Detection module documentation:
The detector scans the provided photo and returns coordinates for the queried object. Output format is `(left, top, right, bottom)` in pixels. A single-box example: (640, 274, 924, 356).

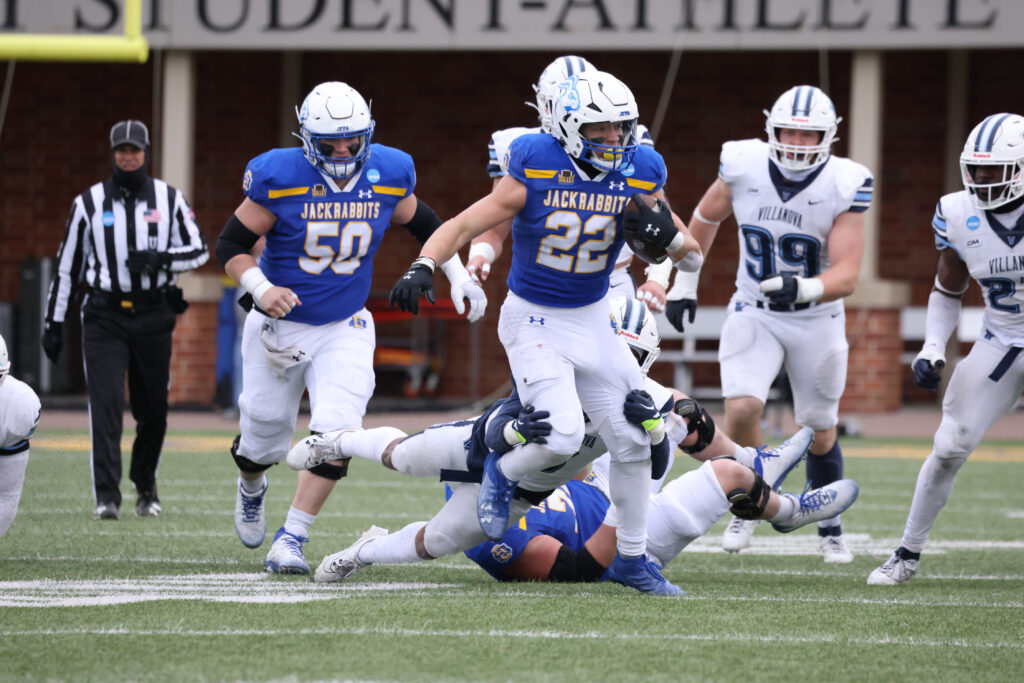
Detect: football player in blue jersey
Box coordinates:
(389, 70, 704, 595)
(467, 55, 669, 314)
(215, 81, 487, 574)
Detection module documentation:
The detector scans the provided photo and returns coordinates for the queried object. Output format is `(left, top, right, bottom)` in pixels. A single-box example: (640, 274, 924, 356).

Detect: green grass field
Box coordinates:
(1, 424, 1021, 682)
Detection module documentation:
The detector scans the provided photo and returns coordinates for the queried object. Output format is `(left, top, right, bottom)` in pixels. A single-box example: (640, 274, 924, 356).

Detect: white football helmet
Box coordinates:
(764, 85, 840, 171)
(610, 296, 660, 375)
(530, 55, 597, 133)
(295, 82, 375, 179)
(0, 333, 9, 386)
(551, 70, 639, 172)
(959, 113, 1024, 210)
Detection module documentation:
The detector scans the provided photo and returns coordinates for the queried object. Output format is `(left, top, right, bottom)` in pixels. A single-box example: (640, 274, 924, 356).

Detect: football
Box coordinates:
(620, 193, 670, 265)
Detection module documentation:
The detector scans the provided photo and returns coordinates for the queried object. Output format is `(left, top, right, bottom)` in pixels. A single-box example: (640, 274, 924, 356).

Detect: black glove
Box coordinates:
(389, 258, 436, 315)
(41, 321, 63, 364)
(510, 404, 552, 445)
(762, 271, 799, 306)
(126, 250, 171, 275)
(622, 194, 678, 249)
(623, 389, 661, 429)
(912, 356, 944, 392)
(665, 298, 697, 333)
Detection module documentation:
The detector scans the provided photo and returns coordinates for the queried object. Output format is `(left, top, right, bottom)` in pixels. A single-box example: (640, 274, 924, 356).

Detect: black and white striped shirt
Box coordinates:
(46, 177, 209, 323)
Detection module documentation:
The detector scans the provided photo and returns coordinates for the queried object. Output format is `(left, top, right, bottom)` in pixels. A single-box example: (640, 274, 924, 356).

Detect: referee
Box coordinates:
(41, 120, 209, 520)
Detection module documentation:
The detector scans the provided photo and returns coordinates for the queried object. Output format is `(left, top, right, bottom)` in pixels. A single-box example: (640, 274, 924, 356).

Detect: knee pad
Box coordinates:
(230, 435, 272, 474)
(674, 398, 716, 455)
(309, 460, 349, 481)
(726, 470, 771, 520)
(933, 416, 977, 461)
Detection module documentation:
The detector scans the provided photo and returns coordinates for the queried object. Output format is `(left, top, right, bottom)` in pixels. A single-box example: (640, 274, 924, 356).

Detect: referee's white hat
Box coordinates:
(110, 120, 150, 150)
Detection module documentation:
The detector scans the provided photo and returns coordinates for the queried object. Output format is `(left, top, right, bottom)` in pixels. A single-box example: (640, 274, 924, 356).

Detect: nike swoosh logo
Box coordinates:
(809, 199, 824, 205)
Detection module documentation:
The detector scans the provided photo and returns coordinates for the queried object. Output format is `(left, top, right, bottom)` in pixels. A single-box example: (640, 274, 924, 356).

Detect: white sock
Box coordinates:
(336, 427, 405, 464)
(499, 442, 568, 481)
(240, 474, 266, 494)
(0, 452, 29, 540)
(283, 506, 316, 539)
(769, 494, 797, 524)
(734, 446, 755, 470)
(901, 451, 963, 553)
(609, 459, 651, 556)
(359, 522, 428, 564)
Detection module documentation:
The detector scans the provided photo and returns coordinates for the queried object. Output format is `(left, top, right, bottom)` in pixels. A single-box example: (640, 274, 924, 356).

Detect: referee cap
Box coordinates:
(110, 120, 150, 150)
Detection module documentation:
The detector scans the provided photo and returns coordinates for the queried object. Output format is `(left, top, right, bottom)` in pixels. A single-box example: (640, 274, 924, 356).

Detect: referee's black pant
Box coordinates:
(82, 295, 177, 509)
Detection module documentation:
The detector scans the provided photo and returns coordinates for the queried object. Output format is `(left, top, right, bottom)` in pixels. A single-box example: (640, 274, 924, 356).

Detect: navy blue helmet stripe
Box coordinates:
(976, 113, 1011, 152)
(792, 86, 814, 116)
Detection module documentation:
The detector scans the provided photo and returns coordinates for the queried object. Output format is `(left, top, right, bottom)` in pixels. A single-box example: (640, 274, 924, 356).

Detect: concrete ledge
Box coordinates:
(846, 278, 911, 309)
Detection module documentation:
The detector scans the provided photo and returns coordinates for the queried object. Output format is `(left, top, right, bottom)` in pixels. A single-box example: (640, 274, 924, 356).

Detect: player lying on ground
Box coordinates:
(288, 298, 857, 590)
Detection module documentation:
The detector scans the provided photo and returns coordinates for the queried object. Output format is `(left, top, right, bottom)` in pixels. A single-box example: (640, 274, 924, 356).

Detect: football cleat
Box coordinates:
(286, 429, 354, 471)
(868, 551, 920, 585)
(234, 476, 267, 548)
(770, 479, 859, 534)
(314, 525, 388, 584)
(722, 516, 758, 552)
(820, 534, 854, 564)
(605, 552, 684, 596)
(477, 452, 518, 541)
(752, 427, 814, 490)
(264, 527, 311, 575)
(93, 502, 119, 521)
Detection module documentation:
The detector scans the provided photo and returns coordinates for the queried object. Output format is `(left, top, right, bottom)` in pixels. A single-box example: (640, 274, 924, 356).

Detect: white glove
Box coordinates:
(440, 255, 488, 323)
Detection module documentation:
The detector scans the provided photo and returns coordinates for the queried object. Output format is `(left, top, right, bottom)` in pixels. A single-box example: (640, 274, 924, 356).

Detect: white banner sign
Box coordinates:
(3, 0, 1021, 51)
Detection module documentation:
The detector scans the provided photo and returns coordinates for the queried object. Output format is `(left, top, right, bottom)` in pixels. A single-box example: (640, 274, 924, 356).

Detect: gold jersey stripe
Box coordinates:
(524, 169, 558, 179)
(267, 186, 310, 199)
(518, 517, 528, 530)
(626, 178, 657, 191)
(372, 185, 407, 196)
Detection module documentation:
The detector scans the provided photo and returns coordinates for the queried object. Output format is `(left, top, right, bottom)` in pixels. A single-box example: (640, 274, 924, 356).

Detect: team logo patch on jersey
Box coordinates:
(967, 216, 981, 230)
(490, 543, 514, 564)
(242, 169, 252, 193)
(366, 168, 381, 183)
(101, 211, 115, 227)
(349, 316, 367, 329)
(558, 169, 575, 184)
(967, 238, 982, 248)
(312, 184, 327, 198)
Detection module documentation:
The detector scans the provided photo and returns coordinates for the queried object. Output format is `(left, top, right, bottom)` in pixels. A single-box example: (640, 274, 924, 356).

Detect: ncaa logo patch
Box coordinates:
(967, 216, 981, 230)
(366, 168, 381, 183)
(102, 211, 115, 227)
(621, 164, 635, 177)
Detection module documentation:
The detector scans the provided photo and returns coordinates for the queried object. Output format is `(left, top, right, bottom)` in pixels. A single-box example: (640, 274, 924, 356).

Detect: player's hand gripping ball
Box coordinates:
(620, 193, 675, 265)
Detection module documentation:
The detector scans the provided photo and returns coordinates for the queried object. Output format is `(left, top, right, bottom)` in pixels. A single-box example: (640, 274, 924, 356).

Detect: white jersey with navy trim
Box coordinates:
(932, 191, 1024, 346)
(0, 376, 41, 451)
(504, 134, 666, 307)
(720, 139, 873, 307)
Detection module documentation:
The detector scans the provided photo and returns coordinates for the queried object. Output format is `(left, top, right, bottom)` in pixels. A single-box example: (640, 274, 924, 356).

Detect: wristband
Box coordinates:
(674, 251, 704, 273)
(693, 206, 721, 227)
(239, 267, 273, 304)
(503, 420, 524, 446)
(798, 277, 825, 303)
(468, 242, 496, 265)
(413, 256, 437, 272)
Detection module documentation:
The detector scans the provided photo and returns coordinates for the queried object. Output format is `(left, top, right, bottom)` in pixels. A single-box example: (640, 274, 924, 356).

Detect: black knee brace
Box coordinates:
(309, 460, 349, 480)
(726, 470, 772, 520)
(547, 544, 606, 582)
(673, 398, 716, 455)
(230, 435, 272, 474)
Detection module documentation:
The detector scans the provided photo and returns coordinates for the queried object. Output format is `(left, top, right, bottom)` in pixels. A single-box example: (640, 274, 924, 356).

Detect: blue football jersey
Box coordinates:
(505, 134, 667, 307)
(242, 145, 416, 324)
(462, 480, 610, 582)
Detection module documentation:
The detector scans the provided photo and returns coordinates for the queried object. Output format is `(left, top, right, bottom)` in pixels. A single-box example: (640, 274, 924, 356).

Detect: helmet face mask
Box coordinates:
(531, 55, 596, 133)
(960, 113, 1024, 210)
(764, 85, 840, 172)
(551, 70, 639, 172)
(610, 296, 661, 375)
(295, 82, 375, 179)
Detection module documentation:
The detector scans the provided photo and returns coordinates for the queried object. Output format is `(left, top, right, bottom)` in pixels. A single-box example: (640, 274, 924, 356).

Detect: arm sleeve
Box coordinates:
(45, 196, 91, 324)
(167, 189, 210, 273)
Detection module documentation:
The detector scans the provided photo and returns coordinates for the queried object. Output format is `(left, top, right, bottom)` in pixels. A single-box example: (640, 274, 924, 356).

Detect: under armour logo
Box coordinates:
(529, 316, 545, 325)
(645, 225, 657, 235)
(358, 189, 373, 198)
(609, 181, 624, 190)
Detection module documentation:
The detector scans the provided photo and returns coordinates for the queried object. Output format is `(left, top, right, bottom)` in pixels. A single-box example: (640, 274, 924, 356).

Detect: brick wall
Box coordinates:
(4, 49, 1024, 411)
